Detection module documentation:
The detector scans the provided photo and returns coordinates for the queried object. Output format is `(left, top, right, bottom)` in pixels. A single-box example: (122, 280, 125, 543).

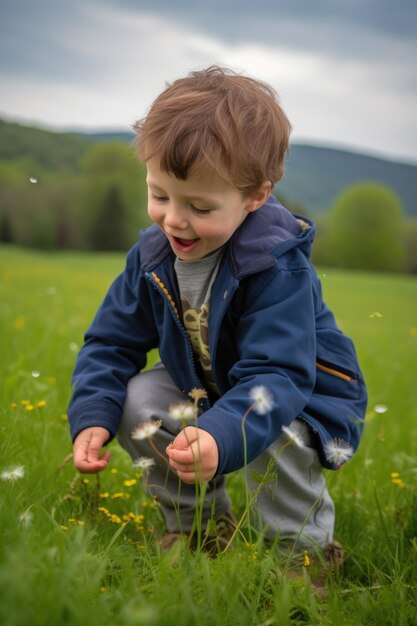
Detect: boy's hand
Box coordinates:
(166, 426, 218, 484)
(73, 427, 111, 474)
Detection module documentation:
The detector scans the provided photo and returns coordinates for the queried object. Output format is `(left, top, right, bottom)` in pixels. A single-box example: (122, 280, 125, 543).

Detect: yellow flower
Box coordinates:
(10, 402, 17, 409)
(37, 400, 47, 408)
(111, 492, 131, 500)
(60, 414, 68, 421)
(188, 388, 208, 402)
(123, 479, 137, 487)
(21, 400, 30, 406)
(25, 405, 35, 411)
(392, 478, 405, 488)
(100, 587, 107, 593)
(47, 376, 57, 385)
(14, 316, 26, 330)
(98, 507, 110, 514)
(303, 551, 311, 567)
(60, 525, 69, 531)
(111, 468, 118, 474)
(82, 479, 90, 484)
(99, 492, 109, 499)
(390, 472, 400, 478)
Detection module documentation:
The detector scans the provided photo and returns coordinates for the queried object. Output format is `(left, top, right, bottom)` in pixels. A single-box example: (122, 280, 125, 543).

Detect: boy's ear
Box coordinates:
(245, 181, 272, 213)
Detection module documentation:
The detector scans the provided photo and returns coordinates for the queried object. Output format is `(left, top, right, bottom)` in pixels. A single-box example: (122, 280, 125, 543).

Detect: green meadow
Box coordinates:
(1, 244, 416, 626)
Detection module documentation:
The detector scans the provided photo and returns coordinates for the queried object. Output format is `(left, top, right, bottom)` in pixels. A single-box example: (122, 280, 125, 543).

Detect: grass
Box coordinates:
(1, 244, 416, 626)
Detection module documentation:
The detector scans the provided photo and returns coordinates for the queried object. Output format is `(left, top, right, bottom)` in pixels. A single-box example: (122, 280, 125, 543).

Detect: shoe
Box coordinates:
(159, 513, 236, 557)
(287, 540, 345, 597)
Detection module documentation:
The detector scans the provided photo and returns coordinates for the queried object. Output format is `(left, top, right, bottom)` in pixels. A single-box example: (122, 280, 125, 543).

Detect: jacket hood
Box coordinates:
(139, 195, 315, 279)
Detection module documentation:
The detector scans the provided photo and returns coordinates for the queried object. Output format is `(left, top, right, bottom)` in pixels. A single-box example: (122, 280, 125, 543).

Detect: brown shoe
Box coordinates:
(287, 540, 345, 597)
(159, 513, 236, 557)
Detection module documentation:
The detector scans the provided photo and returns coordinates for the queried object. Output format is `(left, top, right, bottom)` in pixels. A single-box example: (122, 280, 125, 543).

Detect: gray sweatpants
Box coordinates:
(117, 364, 335, 549)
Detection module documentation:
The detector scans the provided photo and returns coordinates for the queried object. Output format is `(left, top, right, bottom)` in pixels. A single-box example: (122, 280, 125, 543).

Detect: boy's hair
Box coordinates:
(133, 66, 291, 195)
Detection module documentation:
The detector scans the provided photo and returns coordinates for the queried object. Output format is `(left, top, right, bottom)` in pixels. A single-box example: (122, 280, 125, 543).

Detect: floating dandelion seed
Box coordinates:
(133, 457, 155, 470)
(324, 439, 353, 467)
(31, 371, 40, 378)
(369, 312, 383, 319)
(131, 419, 162, 440)
(29, 177, 38, 184)
(168, 401, 196, 422)
(249, 385, 274, 415)
(19, 510, 33, 527)
(1, 465, 25, 481)
(281, 425, 304, 448)
(69, 342, 79, 352)
(373, 404, 388, 414)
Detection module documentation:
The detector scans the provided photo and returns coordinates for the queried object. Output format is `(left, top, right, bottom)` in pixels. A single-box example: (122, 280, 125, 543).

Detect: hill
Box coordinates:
(1, 119, 416, 215)
(280, 144, 417, 216)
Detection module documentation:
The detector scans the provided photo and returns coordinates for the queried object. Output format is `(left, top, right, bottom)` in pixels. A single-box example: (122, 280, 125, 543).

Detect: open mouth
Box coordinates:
(172, 236, 199, 252)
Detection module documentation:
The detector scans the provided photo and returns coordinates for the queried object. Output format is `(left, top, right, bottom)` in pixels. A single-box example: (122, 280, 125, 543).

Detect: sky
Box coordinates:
(1, 0, 417, 164)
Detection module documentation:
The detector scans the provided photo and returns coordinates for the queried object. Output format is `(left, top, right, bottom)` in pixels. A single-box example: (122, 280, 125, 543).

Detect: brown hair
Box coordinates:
(133, 66, 291, 195)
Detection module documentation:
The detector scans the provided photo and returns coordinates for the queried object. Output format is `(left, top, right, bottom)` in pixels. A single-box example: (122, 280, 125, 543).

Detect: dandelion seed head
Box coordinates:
(373, 404, 388, 414)
(282, 425, 304, 448)
(31, 371, 40, 378)
(131, 419, 162, 440)
(133, 457, 155, 470)
(168, 401, 196, 422)
(324, 439, 353, 467)
(249, 385, 274, 415)
(29, 177, 38, 184)
(1, 465, 25, 481)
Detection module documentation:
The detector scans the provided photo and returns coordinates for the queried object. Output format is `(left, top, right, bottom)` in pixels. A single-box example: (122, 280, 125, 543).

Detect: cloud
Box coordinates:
(0, 0, 416, 162)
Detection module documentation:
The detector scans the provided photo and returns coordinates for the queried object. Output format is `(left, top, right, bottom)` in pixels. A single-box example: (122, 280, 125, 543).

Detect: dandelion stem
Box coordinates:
(147, 438, 169, 468)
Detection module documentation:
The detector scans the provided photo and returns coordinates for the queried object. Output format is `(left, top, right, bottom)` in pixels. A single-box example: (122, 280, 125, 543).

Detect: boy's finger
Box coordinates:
(166, 447, 196, 464)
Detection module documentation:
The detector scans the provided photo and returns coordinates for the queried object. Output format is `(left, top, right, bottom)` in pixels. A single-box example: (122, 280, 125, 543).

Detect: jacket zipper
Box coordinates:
(316, 360, 355, 381)
(145, 272, 209, 405)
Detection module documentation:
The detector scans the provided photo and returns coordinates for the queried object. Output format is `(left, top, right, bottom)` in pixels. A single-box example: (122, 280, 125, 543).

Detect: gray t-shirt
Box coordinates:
(174, 247, 224, 393)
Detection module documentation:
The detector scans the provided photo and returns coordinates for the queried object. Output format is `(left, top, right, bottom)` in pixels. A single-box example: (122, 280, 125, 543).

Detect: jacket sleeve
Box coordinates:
(68, 244, 159, 443)
(198, 265, 317, 475)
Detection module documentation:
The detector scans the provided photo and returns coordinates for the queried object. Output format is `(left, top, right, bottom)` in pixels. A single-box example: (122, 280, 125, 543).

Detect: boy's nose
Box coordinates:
(164, 204, 188, 230)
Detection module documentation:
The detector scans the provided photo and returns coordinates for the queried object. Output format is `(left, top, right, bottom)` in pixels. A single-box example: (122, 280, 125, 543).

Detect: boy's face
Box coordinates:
(146, 161, 266, 261)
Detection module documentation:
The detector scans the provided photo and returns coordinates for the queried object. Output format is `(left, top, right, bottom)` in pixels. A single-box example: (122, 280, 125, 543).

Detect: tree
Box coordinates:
(90, 185, 128, 251)
(325, 183, 406, 272)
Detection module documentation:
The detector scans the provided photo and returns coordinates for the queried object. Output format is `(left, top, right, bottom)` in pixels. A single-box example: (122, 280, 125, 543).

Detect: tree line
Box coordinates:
(0, 141, 416, 273)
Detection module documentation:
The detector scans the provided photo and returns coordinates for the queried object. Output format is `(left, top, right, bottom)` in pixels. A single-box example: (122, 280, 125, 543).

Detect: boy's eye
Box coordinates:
(151, 193, 168, 202)
(191, 204, 211, 215)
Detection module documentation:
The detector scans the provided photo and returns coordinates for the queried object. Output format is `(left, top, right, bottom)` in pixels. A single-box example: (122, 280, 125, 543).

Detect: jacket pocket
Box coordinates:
(316, 358, 356, 382)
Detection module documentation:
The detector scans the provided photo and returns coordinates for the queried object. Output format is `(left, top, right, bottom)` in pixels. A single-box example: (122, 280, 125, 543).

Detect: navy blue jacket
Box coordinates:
(68, 196, 367, 474)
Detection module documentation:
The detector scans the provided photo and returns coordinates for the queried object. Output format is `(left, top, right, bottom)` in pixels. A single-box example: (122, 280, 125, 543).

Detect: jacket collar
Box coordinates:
(139, 195, 315, 279)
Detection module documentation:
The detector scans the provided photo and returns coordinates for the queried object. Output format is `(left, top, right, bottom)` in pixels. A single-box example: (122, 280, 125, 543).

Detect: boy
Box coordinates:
(68, 66, 367, 566)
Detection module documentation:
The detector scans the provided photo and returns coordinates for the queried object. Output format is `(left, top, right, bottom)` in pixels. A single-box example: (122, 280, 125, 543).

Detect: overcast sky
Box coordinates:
(1, 0, 416, 163)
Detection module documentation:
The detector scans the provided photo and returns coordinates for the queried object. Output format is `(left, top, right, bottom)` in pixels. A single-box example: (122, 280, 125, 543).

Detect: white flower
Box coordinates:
(168, 402, 196, 422)
(131, 419, 162, 440)
(249, 385, 274, 415)
(282, 425, 304, 448)
(1, 465, 25, 481)
(324, 439, 354, 466)
(133, 457, 156, 470)
(373, 404, 388, 414)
